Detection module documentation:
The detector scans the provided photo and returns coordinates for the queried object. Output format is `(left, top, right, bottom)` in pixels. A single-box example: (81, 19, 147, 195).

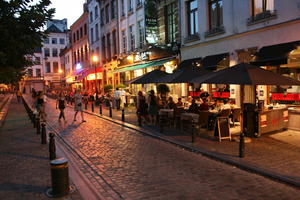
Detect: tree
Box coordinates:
(0, 0, 54, 84)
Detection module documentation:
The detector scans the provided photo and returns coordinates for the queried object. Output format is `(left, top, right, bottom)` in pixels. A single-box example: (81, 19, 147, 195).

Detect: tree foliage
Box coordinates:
(0, 0, 54, 84)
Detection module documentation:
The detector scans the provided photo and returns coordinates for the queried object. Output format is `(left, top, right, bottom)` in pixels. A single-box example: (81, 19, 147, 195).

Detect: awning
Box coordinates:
(76, 67, 102, 81)
(178, 57, 202, 69)
(251, 40, 300, 66)
(71, 68, 89, 76)
(201, 53, 229, 70)
(114, 57, 175, 73)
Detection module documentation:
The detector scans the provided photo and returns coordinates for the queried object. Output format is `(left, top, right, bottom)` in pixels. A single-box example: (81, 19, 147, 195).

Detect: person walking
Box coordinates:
(16, 90, 22, 103)
(114, 87, 121, 110)
(56, 92, 66, 122)
(136, 91, 149, 125)
(73, 89, 86, 122)
(147, 90, 158, 125)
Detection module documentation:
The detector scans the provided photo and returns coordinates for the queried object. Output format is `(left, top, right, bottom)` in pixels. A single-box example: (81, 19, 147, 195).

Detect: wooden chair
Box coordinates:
(174, 107, 184, 129)
(198, 111, 210, 129)
(219, 109, 231, 117)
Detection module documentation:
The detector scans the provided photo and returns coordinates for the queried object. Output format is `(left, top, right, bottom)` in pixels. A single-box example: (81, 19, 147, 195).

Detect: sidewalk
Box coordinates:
(0, 96, 82, 200)
(64, 97, 300, 188)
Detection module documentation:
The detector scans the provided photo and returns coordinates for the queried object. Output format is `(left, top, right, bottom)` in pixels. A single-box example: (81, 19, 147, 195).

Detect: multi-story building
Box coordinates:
(60, 39, 73, 86)
(42, 19, 68, 89)
(70, 4, 90, 91)
(180, 0, 300, 106)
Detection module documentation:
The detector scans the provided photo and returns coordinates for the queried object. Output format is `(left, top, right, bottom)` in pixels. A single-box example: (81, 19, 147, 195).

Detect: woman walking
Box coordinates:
(73, 89, 86, 122)
(56, 92, 66, 122)
(148, 90, 158, 125)
(136, 91, 149, 125)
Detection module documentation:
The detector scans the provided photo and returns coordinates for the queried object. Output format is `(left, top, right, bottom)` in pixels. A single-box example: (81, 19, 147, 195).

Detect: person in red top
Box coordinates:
(199, 98, 209, 111)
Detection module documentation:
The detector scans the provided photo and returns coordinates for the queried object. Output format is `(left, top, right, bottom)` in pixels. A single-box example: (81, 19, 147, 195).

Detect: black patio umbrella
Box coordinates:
(190, 63, 300, 139)
(129, 69, 170, 84)
(159, 65, 211, 83)
(191, 63, 300, 85)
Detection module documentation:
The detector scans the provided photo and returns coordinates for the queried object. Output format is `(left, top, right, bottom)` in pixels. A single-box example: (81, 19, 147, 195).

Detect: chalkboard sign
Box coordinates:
(215, 117, 231, 142)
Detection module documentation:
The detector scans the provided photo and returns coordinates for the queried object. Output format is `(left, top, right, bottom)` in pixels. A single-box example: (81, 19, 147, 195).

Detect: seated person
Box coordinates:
(176, 98, 184, 108)
(167, 97, 176, 109)
(195, 97, 203, 104)
(220, 99, 231, 110)
(184, 96, 193, 109)
(199, 98, 209, 111)
(188, 99, 200, 114)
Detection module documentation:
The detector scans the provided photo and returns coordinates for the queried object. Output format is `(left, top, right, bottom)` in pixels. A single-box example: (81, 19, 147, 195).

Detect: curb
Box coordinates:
(0, 95, 13, 128)
(81, 107, 300, 189)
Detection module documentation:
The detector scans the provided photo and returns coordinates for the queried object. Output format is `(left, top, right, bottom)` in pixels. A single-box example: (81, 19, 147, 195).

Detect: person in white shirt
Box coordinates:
(120, 88, 126, 109)
(114, 88, 121, 110)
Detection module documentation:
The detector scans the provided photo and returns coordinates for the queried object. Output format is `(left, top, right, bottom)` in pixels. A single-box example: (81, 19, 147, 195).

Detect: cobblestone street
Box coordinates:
(23, 96, 300, 199)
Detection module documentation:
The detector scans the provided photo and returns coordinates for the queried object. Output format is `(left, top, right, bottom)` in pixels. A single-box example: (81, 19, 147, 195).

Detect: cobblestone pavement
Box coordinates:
(24, 95, 300, 199)
(0, 97, 82, 200)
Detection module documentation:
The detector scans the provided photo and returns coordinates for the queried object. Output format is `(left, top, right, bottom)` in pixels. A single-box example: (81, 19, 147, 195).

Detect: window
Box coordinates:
(122, 30, 126, 53)
(91, 27, 94, 43)
(165, 3, 176, 43)
(137, 20, 144, 48)
(111, 0, 116, 19)
(107, 33, 111, 60)
(112, 30, 117, 55)
(46, 62, 51, 73)
(52, 48, 58, 57)
(90, 11, 93, 22)
(35, 57, 41, 64)
(129, 25, 135, 51)
(80, 27, 83, 38)
(27, 69, 33, 77)
(44, 38, 49, 44)
(105, 4, 109, 23)
(137, 0, 142, 6)
(81, 47, 84, 61)
(95, 5, 99, 19)
(36, 69, 41, 77)
(85, 45, 88, 60)
(73, 33, 76, 43)
(77, 49, 80, 62)
(100, 9, 105, 25)
(59, 38, 65, 44)
(76, 30, 79, 41)
(73, 52, 77, 64)
(84, 24, 87, 35)
(53, 62, 58, 73)
(187, 0, 198, 35)
(128, 0, 133, 12)
(52, 38, 57, 44)
(44, 48, 50, 57)
(208, 0, 223, 29)
(101, 36, 106, 61)
(95, 23, 99, 41)
(121, 0, 125, 16)
(252, 0, 274, 15)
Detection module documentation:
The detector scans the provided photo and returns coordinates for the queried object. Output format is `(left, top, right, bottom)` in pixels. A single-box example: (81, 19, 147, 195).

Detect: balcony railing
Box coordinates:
(184, 33, 200, 43)
(247, 10, 277, 25)
(205, 26, 225, 37)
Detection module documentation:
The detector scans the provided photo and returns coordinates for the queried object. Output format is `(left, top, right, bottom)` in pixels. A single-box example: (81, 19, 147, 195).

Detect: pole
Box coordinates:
(239, 132, 245, 158)
(122, 108, 125, 122)
(41, 122, 47, 144)
(191, 119, 195, 143)
(239, 84, 245, 158)
(49, 133, 56, 160)
(99, 103, 102, 115)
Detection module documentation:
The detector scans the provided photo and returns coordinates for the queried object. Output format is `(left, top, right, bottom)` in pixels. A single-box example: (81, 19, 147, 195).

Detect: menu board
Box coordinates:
(215, 117, 231, 142)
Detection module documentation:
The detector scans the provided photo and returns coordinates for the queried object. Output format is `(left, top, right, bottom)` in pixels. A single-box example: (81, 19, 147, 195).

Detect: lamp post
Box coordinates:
(58, 69, 63, 87)
(92, 55, 99, 95)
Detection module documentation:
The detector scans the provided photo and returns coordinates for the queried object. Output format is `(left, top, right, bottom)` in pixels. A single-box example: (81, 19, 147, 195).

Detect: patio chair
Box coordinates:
(198, 111, 210, 129)
(231, 108, 241, 126)
(174, 107, 185, 129)
(219, 109, 231, 117)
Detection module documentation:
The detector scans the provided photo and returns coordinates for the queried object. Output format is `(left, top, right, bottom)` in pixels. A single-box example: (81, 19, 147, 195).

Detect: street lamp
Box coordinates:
(58, 69, 63, 87)
(92, 55, 99, 95)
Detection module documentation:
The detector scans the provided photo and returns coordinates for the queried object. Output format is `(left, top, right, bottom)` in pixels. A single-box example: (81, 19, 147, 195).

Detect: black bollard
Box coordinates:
(85, 102, 87, 110)
(49, 133, 56, 160)
(191, 120, 195, 143)
(41, 123, 47, 144)
(36, 117, 41, 135)
(159, 115, 164, 133)
(47, 158, 70, 197)
(138, 114, 142, 126)
(99, 103, 102, 115)
(32, 113, 36, 127)
(239, 132, 245, 158)
(109, 106, 112, 118)
(91, 102, 94, 112)
(122, 109, 125, 122)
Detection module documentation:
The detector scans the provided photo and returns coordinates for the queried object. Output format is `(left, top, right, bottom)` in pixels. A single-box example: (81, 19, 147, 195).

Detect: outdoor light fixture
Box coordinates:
(127, 55, 134, 61)
(58, 69, 63, 74)
(92, 55, 98, 62)
(76, 63, 82, 70)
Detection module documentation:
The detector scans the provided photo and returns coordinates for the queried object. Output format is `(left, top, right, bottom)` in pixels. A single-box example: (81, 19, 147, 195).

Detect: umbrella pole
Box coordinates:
(239, 84, 245, 158)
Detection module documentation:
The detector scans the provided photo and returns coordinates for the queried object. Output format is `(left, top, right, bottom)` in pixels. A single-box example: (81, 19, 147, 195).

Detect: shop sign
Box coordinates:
(271, 93, 300, 101)
(87, 73, 102, 80)
(145, 0, 158, 44)
(213, 92, 230, 98)
(134, 52, 149, 62)
(260, 114, 267, 127)
(283, 110, 289, 122)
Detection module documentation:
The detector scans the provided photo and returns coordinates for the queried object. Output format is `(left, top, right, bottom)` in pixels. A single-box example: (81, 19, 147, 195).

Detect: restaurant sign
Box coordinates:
(260, 114, 267, 128)
(271, 93, 300, 101)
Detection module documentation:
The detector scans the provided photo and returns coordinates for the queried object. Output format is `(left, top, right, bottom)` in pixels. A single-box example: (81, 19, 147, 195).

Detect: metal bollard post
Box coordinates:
(46, 158, 70, 197)
(99, 103, 102, 115)
(191, 120, 195, 143)
(109, 106, 112, 118)
(32, 113, 36, 127)
(91, 102, 94, 112)
(85, 102, 87, 110)
(122, 109, 125, 122)
(49, 133, 56, 160)
(159, 115, 164, 133)
(239, 132, 245, 158)
(138, 114, 142, 126)
(36, 117, 41, 135)
(41, 123, 47, 144)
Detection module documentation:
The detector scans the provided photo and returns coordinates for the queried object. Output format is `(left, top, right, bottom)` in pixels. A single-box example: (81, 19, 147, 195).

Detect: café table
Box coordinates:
(159, 109, 174, 118)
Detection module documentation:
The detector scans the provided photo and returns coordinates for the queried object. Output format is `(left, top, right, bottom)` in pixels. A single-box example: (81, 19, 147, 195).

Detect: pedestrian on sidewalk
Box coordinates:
(56, 92, 66, 122)
(137, 91, 149, 125)
(16, 90, 22, 103)
(114, 87, 121, 110)
(73, 89, 86, 122)
(147, 90, 158, 125)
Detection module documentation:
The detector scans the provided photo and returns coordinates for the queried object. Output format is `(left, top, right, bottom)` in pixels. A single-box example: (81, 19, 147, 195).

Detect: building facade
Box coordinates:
(180, 0, 300, 106)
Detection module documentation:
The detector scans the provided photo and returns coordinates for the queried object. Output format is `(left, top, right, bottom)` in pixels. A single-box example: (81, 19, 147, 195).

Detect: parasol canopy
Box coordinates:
(129, 69, 170, 84)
